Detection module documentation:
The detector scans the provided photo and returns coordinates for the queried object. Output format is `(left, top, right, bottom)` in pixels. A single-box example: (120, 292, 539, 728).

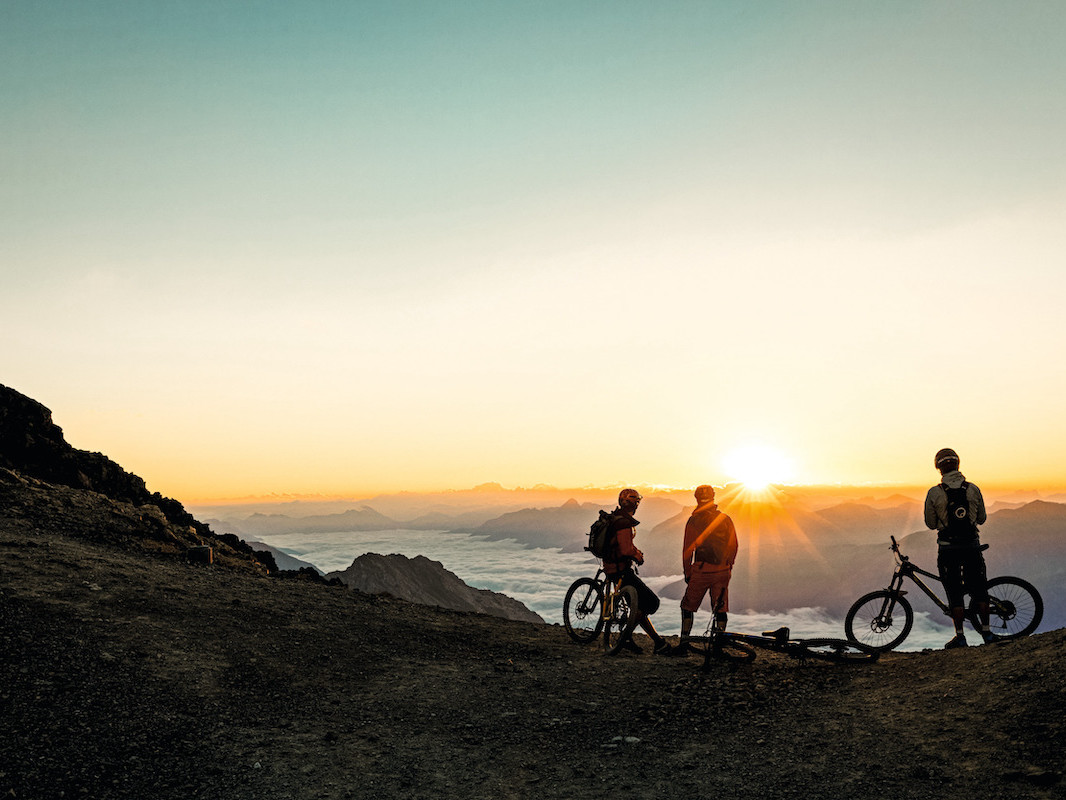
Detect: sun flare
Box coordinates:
(722, 443, 795, 491)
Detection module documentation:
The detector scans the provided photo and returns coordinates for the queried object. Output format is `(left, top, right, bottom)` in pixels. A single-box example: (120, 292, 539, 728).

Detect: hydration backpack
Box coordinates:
(587, 510, 615, 558)
(941, 481, 978, 543)
(693, 510, 731, 564)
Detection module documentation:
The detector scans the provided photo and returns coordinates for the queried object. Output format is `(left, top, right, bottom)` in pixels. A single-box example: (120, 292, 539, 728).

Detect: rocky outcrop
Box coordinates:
(328, 552, 543, 624)
(0, 383, 213, 545)
(0, 385, 545, 611)
(0, 384, 285, 573)
(0, 466, 266, 572)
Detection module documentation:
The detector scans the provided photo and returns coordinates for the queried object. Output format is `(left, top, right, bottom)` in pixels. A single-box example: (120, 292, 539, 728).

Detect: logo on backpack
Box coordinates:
(942, 481, 978, 543)
(587, 510, 615, 558)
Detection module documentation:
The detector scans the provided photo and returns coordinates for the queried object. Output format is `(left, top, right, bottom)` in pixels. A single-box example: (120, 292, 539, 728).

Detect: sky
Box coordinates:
(3, 1, 1065, 501)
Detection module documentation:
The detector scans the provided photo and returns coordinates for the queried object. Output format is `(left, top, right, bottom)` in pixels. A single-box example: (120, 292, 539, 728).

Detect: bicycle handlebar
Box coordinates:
(889, 534, 988, 562)
(889, 535, 909, 561)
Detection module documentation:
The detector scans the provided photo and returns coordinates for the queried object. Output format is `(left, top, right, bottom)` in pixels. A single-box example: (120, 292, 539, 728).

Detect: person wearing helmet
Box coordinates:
(600, 488, 672, 655)
(924, 448, 992, 648)
(672, 485, 738, 655)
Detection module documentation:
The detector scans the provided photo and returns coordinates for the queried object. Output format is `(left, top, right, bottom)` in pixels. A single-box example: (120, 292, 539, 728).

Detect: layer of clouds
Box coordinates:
(258, 529, 958, 650)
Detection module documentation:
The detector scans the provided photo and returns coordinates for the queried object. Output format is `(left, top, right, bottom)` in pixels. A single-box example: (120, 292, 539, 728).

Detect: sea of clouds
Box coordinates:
(256, 529, 958, 651)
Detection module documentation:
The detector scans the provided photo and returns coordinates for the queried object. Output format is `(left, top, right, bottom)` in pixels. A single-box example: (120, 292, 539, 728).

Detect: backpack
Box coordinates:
(941, 481, 978, 543)
(693, 510, 731, 564)
(587, 510, 615, 558)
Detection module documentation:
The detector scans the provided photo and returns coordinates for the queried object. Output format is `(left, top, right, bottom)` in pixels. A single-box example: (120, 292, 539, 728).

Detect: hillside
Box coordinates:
(2, 507, 1064, 800)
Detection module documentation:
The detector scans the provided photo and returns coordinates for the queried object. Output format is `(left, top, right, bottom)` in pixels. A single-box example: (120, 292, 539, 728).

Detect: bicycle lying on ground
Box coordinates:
(563, 565, 641, 656)
(845, 535, 1043, 652)
(688, 606, 879, 670)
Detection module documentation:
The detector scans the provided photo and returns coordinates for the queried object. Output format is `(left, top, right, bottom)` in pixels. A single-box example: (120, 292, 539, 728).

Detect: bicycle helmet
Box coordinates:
(694, 485, 716, 504)
(618, 488, 642, 510)
(934, 448, 960, 470)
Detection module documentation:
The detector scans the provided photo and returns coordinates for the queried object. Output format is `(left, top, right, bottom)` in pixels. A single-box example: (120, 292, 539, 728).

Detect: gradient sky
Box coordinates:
(3, 2, 1065, 501)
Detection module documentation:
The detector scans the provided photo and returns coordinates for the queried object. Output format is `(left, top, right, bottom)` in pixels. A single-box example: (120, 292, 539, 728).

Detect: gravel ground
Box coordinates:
(2, 519, 1064, 800)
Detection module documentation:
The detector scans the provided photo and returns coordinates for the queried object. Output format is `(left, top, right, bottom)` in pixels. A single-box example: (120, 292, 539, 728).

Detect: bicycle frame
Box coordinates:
(690, 595, 878, 665)
(723, 627, 806, 653)
(602, 573, 634, 620)
(700, 625, 815, 657)
(883, 548, 952, 616)
(562, 566, 633, 642)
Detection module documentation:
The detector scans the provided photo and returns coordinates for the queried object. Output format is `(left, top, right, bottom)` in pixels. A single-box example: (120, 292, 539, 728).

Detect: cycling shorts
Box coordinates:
(607, 568, 661, 617)
(681, 563, 732, 614)
(937, 545, 989, 610)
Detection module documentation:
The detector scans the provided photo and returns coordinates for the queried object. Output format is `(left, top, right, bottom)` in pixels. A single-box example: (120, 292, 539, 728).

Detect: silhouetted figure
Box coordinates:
(601, 488, 672, 655)
(673, 485, 738, 655)
(924, 448, 992, 648)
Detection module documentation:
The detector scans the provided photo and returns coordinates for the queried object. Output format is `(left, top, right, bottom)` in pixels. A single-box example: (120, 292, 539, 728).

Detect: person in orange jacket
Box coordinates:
(673, 484, 738, 655)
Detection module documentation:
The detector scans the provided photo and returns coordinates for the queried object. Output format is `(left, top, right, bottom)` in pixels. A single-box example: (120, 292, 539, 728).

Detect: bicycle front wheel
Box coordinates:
(701, 636, 757, 672)
(798, 638, 880, 664)
(979, 576, 1043, 640)
(604, 586, 640, 656)
(845, 590, 913, 652)
(563, 577, 604, 644)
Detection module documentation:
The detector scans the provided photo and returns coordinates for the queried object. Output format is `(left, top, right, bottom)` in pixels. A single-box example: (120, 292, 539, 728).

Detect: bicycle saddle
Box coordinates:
(762, 626, 790, 642)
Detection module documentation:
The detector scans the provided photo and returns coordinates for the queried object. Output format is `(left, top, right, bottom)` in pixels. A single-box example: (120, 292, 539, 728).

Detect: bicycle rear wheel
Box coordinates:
(604, 586, 640, 656)
(845, 590, 913, 652)
(977, 576, 1043, 640)
(563, 577, 604, 643)
(798, 638, 880, 664)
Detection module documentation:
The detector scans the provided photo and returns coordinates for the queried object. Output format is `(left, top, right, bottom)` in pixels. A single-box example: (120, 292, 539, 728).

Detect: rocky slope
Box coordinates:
(328, 552, 543, 624)
(0, 384, 542, 623)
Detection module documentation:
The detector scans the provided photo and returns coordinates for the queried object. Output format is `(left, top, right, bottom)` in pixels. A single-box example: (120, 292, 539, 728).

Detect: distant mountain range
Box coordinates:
(201, 493, 686, 539)
(213, 506, 399, 537)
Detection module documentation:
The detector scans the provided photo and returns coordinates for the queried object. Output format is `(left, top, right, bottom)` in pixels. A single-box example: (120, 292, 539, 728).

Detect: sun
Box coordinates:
(722, 443, 795, 491)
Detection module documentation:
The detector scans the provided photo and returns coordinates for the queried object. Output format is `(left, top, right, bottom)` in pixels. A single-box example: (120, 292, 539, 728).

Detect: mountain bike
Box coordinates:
(689, 605, 879, 670)
(562, 565, 641, 655)
(845, 535, 1043, 652)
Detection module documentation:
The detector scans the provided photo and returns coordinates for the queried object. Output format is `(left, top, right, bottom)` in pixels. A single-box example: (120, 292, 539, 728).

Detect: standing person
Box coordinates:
(601, 488, 673, 655)
(924, 448, 993, 648)
(673, 485, 738, 656)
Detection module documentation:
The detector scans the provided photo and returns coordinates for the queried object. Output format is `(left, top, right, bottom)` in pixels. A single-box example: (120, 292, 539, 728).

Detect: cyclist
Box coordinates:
(673, 484, 738, 655)
(924, 448, 992, 648)
(601, 488, 672, 655)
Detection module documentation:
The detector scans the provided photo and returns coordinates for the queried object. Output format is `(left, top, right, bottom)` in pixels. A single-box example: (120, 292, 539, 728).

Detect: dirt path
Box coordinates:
(1, 526, 1063, 800)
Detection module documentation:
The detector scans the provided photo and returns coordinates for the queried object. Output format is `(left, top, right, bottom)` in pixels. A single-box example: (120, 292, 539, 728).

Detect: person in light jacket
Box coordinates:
(924, 448, 992, 648)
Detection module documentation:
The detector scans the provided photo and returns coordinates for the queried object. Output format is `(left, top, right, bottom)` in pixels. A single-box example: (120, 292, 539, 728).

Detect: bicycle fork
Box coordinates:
(874, 575, 908, 627)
